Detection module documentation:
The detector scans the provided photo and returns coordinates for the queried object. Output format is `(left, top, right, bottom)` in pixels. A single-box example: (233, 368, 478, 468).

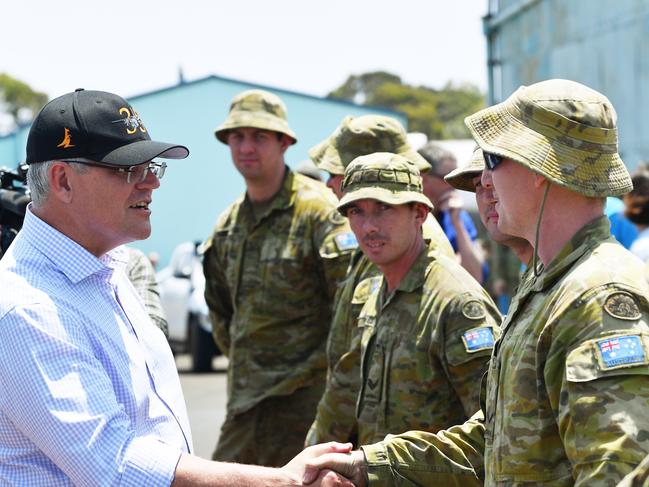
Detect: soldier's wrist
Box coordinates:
(351, 450, 369, 487)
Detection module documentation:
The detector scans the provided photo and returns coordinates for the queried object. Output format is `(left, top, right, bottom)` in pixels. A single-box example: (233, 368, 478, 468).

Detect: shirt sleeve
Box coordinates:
(437, 293, 501, 416)
(306, 331, 361, 446)
(0, 303, 182, 486)
(202, 234, 233, 356)
(547, 287, 649, 485)
(314, 209, 357, 302)
(361, 410, 486, 486)
(126, 248, 169, 337)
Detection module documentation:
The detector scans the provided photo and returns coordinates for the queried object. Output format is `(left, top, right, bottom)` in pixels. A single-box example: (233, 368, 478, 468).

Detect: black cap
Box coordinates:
(26, 89, 189, 166)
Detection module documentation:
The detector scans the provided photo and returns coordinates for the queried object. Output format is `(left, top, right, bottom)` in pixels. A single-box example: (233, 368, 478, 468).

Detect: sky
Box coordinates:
(1, 0, 488, 103)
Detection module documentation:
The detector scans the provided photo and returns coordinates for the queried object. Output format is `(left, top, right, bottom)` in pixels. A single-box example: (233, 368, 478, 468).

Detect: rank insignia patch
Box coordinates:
(462, 327, 495, 353)
(604, 292, 641, 320)
(335, 232, 358, 251)
(462, 300, 486, 320)
(597, 335, 646, 369)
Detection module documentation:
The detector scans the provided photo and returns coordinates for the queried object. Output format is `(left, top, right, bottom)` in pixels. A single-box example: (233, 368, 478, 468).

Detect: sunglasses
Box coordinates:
(483, 152, 503, 171)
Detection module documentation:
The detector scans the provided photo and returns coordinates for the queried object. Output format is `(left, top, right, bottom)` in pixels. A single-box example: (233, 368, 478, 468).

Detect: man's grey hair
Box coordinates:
(27, 161, 89, 207)
(417, 142, 456, 175)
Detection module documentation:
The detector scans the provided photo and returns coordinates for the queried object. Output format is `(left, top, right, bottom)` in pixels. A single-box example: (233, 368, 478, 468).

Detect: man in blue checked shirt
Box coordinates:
(0, 89, 352, 486)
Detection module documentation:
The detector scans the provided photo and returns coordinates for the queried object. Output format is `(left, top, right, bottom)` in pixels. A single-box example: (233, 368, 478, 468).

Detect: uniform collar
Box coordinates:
(242, 166, 295, 223)
(388, 243, 435, 295)
(530, 215, 612, 292)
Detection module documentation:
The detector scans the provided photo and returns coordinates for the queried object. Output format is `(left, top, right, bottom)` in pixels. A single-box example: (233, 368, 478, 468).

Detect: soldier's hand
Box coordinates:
(302, 449, 368, 487)
(282, 442, 353, 484)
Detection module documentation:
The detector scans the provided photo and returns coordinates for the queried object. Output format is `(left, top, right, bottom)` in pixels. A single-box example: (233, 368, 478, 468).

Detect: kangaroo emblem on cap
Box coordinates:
(56, 128, 75, 149)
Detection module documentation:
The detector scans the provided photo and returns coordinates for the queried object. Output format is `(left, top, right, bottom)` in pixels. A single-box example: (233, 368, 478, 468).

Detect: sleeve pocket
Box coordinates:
(566, 332, 649, 382)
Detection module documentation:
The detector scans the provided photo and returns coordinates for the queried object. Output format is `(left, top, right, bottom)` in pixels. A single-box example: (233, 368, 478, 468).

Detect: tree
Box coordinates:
(327, 72, 485, 140)
(0, 73, 49, 127)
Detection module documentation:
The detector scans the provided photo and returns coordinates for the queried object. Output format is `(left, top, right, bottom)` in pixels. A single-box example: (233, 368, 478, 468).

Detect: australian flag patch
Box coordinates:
(597, 335, 646, 369)
(335, 232, 358, 251)
(462, 327, 495, 353)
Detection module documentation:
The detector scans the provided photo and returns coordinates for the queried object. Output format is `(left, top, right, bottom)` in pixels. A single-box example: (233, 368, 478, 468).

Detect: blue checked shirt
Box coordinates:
(0, 207, 192, 486)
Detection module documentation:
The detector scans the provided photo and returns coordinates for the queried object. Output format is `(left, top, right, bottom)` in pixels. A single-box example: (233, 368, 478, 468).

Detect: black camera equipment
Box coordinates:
(0, 164, 30, 254)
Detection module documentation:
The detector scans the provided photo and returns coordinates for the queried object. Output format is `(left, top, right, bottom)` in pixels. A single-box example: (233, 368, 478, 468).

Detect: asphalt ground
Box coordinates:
(176, 354, 229, 459)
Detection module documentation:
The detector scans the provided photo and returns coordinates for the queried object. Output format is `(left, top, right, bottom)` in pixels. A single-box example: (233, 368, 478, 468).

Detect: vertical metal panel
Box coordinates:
(485, 0, 649, 169)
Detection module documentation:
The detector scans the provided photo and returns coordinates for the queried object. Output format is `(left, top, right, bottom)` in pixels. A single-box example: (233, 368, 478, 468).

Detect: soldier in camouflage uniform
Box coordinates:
(445, 147, 533, 265)
(333, 152, 500, 446)
(125, 246, 168, 336)
(303, 79, 649, 487)
(202, 90, 356, 467)
(305, 115, 455, 447)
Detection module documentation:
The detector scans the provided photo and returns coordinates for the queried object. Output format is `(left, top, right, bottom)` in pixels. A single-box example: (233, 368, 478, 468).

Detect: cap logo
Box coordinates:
(56, 128, 75, 149)
(112, 107, 147, 135)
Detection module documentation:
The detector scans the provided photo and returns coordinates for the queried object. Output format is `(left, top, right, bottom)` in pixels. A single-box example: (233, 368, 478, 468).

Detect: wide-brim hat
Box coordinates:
(26, 89, 189, 166)
(337, 152, 433, 215)
(311, 115, 430, 176)
(444, 147, 484, 193)
(215, 89, 297, 144)
(309, 117, 352, 175)
(464, 79, 631, 197)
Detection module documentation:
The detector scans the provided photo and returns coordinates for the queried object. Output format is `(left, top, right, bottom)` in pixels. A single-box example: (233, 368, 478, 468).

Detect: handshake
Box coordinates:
(281, 442, 368, 487)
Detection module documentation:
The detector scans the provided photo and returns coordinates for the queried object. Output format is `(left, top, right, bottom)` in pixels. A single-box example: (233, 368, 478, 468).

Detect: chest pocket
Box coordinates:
(259, 237, 312, 308)
(351, 276, 382, 320)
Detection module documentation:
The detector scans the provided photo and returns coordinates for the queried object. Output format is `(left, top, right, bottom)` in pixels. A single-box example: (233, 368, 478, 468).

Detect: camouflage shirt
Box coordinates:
(125, 246, 168, 337)
(203, 168, 356, 415)
(357, 243, 500, 445)
(305, 216, 455, 446)
(618, 453, 649, 487)
(362, 216, 649, 486)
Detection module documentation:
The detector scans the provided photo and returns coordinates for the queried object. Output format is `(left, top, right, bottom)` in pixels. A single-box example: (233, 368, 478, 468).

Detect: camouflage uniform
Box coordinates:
(619, 454, 649, 486)
(125, 246, 168, 336)
(305, 116, 455, 446)
(356, 244, 500, 445)
(205, 90, 356, 467)
(331, 153, 500, 445)
(359, 80, 649, 486)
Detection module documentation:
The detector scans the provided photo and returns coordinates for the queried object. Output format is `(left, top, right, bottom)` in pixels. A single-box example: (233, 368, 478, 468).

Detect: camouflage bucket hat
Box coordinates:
(444, 147, 485, 193)
(309, 116, 353, 175)
(215, 89, 297, 144)
(337, 152, 433, 215)
(465, 79, 632, 197)
(310, 115, 430, 176)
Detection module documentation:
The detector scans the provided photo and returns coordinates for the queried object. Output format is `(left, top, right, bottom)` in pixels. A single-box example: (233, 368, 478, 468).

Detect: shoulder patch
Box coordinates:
(328, 209, 347, 225)
(462, 300, 487, 320)
(462, 327, 495, 353)
(604, 292, 641, 320)
(334, 232, 358, 251)
(597, 335, 647, 370)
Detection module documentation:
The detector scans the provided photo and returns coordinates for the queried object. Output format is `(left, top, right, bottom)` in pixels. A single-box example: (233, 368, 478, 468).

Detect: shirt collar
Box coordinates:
(391, 246, 433, 294)
(21, 205, 128, 283)
(243, 166, 294, 213)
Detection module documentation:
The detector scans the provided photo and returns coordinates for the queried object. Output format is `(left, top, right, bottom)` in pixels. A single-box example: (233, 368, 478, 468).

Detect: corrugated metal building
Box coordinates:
(484, 0, 649, 168)
(0, 75, 405, 265)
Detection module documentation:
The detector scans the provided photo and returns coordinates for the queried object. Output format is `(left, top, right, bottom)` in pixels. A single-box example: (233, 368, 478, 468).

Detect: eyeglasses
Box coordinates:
(483, 152, 503, 171)
(62, 160, 167, 184)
